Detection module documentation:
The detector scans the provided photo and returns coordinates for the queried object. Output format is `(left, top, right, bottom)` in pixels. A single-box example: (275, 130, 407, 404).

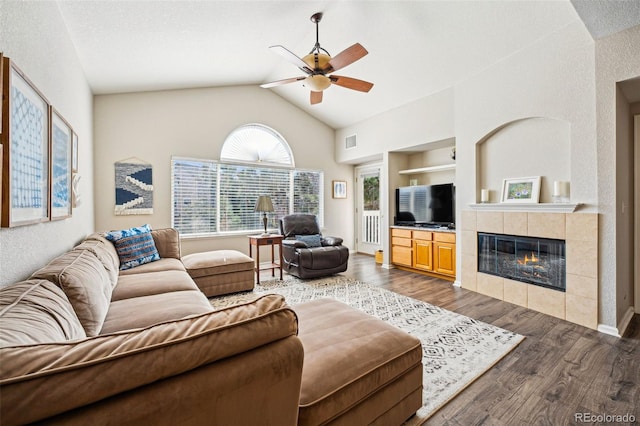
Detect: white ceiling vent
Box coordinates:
(345, 134, 357, 149)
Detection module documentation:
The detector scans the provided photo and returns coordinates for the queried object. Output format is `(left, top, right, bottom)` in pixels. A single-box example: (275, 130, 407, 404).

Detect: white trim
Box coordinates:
(597, 324, 621, 337)
(468, 203, 581, 213)
(398, 164, 456, 174)
(453, 280, 462, 287)
(381, 263, 394, 269)
(597, 307, 634, 338)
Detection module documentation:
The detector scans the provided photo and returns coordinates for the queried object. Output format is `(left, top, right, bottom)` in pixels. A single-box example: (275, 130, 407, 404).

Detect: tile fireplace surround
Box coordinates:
(461, 210, 598, 330)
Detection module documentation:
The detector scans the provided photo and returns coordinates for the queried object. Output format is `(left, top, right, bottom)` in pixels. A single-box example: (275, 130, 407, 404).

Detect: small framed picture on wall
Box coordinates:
(332, 180, 347, 199)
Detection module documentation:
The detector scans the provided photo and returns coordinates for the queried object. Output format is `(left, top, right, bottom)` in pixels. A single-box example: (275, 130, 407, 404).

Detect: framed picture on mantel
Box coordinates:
(501, 176, 541, 204)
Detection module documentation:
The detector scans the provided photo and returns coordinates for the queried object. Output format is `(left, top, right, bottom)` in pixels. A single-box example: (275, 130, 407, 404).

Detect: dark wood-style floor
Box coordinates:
(343, 254, 640, 425)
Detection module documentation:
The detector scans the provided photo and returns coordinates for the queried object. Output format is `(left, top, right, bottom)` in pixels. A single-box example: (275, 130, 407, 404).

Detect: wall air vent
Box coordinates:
(345, 134, 357, 149)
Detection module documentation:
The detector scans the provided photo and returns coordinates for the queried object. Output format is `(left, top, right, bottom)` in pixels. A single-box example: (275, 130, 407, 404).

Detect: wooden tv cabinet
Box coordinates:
(390, 227, 456, 281)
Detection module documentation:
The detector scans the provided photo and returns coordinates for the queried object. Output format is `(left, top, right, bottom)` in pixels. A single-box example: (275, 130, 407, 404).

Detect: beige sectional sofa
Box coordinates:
(0, 228, 422, 425)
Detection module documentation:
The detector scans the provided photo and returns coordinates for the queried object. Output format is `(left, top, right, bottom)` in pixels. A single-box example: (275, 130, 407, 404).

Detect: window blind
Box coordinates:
(172, 157, 324, 236)
(171, 157, 217, 235)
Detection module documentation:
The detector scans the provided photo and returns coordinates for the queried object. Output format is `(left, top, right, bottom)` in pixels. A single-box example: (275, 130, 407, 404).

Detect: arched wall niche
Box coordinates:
(474, 117, 571, 203)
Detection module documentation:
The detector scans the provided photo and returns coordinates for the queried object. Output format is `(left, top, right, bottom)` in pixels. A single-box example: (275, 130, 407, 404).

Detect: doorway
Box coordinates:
(355, 165, 382, 255)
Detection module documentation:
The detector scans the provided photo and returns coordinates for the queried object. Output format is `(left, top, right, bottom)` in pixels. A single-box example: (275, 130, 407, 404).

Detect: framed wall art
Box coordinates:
(500, 176, 541, 204)
(1, 57, 51, 227)
(50, 108, 73, 220)
(332, 180, 347, 199)
(72, 131, 78, 172)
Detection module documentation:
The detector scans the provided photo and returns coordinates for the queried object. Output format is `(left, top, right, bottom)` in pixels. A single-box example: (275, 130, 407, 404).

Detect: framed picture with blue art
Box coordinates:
(501, 176, 541, 204)
(1, 57, 51, 227)
(50, 108, 73, 220)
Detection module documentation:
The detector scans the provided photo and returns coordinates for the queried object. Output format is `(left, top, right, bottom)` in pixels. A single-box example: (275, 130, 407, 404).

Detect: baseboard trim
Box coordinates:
(617, 306, 636, 337)
(381, 263, 394, 270)
(453, 280, 462, 287)
(597, 324, 620, 337)
(597, 307, 636, 337)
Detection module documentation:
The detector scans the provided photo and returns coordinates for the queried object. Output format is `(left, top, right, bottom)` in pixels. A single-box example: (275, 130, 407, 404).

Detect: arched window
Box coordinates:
(171, 124, 323, 236)
(220, 123, 294, 167)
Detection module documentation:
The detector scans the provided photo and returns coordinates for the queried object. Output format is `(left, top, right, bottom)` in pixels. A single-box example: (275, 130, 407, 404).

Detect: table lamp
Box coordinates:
(254, 195, 274, 236)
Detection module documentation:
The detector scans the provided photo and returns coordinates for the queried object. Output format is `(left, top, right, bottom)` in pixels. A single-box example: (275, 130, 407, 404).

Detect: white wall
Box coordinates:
(337, 19, 623, 325)
(93, 86, 350, 256)
(596, 25, 640, 328)
(0, 1, 94, 286)
(335, 88, 455, 164)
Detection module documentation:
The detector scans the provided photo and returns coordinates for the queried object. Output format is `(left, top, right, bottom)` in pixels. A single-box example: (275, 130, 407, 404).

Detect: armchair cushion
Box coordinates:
(322, 236, 343, 246)
(280, 214, 320, 239)
(295, 234, 322, 248)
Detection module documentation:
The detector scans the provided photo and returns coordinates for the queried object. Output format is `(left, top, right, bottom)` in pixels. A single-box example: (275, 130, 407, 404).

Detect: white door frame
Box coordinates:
(355, 164, 382, 255)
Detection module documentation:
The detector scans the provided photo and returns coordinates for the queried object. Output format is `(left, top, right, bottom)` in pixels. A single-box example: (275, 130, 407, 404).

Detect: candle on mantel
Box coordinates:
(553, 181, 570, 202)
(480, 189, 489, 203)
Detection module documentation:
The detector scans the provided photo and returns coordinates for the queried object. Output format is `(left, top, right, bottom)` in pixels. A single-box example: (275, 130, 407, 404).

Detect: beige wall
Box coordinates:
(93, 86, 351, 257)
(0, 1, 94, 286)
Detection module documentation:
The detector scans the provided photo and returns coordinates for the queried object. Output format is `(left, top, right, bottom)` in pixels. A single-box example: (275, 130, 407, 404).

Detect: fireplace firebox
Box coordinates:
(477, 233, 566, 292)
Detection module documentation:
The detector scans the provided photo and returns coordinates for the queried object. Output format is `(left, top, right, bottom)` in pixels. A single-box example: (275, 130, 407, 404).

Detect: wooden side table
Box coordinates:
(248, 235, 283, 284)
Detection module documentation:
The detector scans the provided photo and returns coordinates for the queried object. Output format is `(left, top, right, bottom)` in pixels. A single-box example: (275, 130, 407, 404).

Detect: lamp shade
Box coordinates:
(304, 75, 331, 91)
(254, 195, 274, 213)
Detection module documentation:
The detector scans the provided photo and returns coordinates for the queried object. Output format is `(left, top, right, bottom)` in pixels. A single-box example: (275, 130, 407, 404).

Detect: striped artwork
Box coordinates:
(114, 160, 153, 215)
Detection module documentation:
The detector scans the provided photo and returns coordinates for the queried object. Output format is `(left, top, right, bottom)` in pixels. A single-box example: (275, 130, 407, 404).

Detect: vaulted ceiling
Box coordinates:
(56, 1, 640, 129)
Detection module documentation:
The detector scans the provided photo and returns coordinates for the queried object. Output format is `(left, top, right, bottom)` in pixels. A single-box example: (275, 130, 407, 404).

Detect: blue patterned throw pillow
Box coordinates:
(295, 234, 322, 248)
(105, 224, 160, 270)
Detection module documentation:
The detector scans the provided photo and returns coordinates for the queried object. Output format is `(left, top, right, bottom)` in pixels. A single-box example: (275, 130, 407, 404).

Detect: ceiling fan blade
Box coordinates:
(269, 45, 313, 74)
(260, 76, 306, 88)
(310, 91, 323, 105)
(330, 75, 374, 92)
(324, 43, 368, 73)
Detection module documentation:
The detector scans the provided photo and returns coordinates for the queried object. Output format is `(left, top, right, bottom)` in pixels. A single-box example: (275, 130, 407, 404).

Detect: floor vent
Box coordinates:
(345, 134, 357, 149)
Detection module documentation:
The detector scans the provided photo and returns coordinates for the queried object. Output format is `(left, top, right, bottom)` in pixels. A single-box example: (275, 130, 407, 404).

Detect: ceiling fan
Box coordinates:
(260, 12, 374, 105)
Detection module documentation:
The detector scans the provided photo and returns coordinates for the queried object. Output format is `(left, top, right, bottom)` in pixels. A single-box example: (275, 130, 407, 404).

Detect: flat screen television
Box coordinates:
(395, 183, 455, 227)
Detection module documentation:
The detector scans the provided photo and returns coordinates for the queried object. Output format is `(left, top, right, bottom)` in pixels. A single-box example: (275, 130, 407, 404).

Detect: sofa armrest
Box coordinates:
(151, 228, 181, 259)
(322, 236, 343, 246)
(0, 294, 299, 425)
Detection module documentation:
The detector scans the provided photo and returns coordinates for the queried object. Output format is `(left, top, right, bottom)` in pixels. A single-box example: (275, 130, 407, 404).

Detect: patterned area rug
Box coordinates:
(210, 275, 524, 423)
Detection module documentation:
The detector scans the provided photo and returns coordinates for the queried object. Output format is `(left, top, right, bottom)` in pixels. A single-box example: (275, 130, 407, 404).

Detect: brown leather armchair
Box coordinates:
(279, 214, 349, 279)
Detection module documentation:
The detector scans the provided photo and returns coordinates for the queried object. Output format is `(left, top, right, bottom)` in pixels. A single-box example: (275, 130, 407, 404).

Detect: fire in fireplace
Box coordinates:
(477, 232, 566, 292)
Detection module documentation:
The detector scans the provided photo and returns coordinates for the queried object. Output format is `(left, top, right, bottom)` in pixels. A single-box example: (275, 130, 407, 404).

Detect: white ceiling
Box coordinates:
(55, 0, 640, 129)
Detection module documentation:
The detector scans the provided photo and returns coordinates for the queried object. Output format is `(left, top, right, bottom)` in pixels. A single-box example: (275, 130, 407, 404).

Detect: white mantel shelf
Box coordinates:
(398, 164, 456, 174)
(468, 203, 582, 213)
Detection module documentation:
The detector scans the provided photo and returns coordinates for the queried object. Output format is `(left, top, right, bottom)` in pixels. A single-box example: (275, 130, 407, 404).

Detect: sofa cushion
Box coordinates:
(295, 234, 322, 248)
(0, 294, 298, 425)
(72, 239, 119, 287)
(100, 290, 213, 334)
(31, 250, 113, 337)
(118, 258, 186, 276)
(83, 232, 121, 269)
(105, 224, 160, 271)
(151, 228, 181, 259)
(0, 280, 86, 347)
(111, 270, 199, 301)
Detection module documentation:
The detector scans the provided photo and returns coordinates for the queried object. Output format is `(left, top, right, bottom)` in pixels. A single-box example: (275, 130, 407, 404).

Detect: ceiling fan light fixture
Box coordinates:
(302, 53, 331, 70)
(304, 75, 331, 91)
